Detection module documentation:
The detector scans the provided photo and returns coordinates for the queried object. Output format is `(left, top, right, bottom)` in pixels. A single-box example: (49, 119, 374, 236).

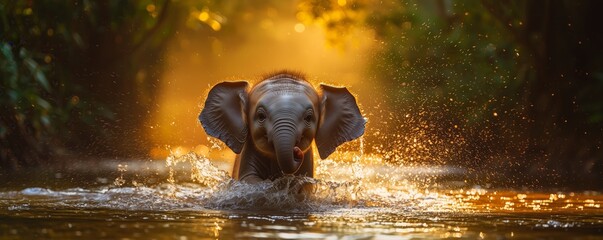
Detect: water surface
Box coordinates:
(1, 153, 602, 239)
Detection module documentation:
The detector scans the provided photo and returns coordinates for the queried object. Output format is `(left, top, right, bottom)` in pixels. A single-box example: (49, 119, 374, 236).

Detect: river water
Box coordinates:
(1, 152, 602, 239)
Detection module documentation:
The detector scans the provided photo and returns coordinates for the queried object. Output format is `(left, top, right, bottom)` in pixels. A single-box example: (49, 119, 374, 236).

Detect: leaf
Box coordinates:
(8, 90, 18, 102)
(0, 43, 18, 86)
(40, 115, 51, 128)
(35, 97, 52, 110)
(24, 58, 51, 92)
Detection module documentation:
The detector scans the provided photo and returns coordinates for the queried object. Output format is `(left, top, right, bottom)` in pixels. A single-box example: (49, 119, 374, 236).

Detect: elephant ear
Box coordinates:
(316, 84, 366, 159)
(199, 81, 249, 154)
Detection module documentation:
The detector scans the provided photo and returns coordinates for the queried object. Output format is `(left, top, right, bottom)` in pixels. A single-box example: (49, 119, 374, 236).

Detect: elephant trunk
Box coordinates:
(273, 119, 303, 174)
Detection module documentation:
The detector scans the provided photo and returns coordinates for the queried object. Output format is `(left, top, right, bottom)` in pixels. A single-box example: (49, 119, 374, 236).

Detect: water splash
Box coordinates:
(154, 150, 464, 212)
(166, 151, 230, 187)
(113, 164, 128, 186)
(161, 150, 365, 211)
(1, 150, 601, 215)
(203, 176, 316, 210)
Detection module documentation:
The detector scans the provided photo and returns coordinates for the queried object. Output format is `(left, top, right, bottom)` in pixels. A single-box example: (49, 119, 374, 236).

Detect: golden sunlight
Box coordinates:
(147, 3, 380, 159)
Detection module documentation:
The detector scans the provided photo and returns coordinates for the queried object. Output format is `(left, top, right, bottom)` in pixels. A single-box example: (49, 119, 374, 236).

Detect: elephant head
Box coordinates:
(200, 74, 365, 175)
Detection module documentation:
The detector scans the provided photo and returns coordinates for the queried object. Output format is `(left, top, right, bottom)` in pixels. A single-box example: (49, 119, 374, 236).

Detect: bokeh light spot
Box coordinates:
(294, 23, 306, 33)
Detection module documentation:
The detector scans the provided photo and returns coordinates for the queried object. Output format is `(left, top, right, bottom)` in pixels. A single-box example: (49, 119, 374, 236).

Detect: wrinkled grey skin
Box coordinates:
(200, 73, 365, 183)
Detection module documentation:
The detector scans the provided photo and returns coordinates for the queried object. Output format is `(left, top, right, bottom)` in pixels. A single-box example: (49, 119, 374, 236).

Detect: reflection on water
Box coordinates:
(1, 152, 602, 239)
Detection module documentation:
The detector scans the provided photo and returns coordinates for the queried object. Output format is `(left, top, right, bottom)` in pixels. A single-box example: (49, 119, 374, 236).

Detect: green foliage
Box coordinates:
(299, 0, 603, 186)
(0, 42, 55, 168)
(1, 43, 53, 134)
(299, 0, 521, 122)
(0, 0, 176, 169)
(0, 0, 289, 169)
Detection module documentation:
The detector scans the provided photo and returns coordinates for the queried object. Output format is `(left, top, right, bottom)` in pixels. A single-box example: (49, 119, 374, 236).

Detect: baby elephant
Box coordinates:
(199, 71, 365, 183)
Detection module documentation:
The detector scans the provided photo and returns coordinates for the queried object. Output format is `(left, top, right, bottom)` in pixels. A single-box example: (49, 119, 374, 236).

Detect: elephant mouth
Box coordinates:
(293, 146, 304, 163)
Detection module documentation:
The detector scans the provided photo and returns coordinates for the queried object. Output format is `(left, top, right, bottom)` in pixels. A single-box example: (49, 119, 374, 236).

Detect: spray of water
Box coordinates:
(3, 126, 600, 214)
(144, 138, 463, 212)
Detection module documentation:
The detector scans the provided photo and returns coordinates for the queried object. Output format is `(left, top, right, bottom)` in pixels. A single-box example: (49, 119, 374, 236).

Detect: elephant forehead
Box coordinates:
(250, 79, 319, 101)
(260, 94, 314, 108)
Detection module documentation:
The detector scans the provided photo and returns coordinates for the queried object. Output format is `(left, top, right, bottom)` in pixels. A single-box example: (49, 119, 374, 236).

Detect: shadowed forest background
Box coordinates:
(1, 0, 602, 189)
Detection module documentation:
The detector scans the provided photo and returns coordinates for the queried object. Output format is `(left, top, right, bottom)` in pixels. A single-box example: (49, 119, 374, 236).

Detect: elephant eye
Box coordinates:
(304, 110, 314, 124)
(304, 114, 312, 122)
(257, 109, 267, 122)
